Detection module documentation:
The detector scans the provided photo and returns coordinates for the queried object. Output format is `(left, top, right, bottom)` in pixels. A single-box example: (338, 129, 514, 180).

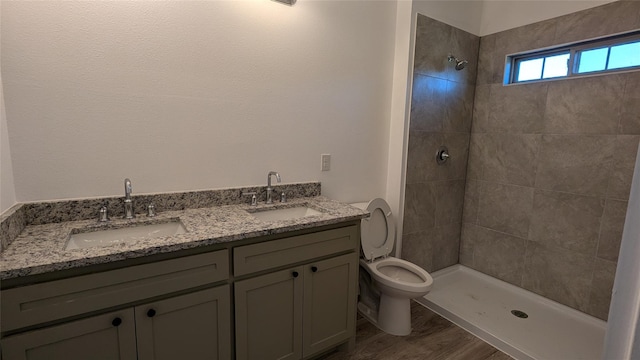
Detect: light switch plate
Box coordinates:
(321, 154, 331, 171)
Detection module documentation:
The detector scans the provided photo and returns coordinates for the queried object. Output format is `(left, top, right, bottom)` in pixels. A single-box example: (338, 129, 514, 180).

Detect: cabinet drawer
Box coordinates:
(2, 250, 229, 332)
(233, 226, 358, 276)
(2, 308, 137, 360)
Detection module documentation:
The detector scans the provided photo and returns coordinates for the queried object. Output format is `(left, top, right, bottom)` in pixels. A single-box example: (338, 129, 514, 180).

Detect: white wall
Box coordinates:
(479, 0, 618, 36)
(385, 0, 414, 256)
(1, 74, 16, 214)
(410, 0, 618, 37)
(0, 0, 17, 214)
(412, 0, 485, 35)
(1, 0, 396, 203)
(1, 0, 624, 208)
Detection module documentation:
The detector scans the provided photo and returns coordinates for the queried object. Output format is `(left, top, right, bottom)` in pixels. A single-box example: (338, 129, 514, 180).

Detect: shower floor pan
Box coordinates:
(416, 265, 606, 360)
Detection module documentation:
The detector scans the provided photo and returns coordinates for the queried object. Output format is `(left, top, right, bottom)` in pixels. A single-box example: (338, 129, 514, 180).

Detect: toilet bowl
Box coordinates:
(351, 198, 433, 336)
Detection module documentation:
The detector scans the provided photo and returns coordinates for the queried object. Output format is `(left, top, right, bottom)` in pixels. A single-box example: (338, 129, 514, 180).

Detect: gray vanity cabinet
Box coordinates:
(2, 287, 231, 360)
(235, 267, 305, 360)
(302, 254, 357, 358)
(1, 308, 138, 360)
(1, 222, 360, 360)
(234, 252, 358, 360)
(1, 250, 231, 360)
(136, 286, 232, 360)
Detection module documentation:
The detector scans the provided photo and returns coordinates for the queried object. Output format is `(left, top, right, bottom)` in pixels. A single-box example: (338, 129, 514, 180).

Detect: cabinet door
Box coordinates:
(303, 253, 358, 358)
(1, 309, 136, 360)
(235, 267, 303, 360)
(135, 285, 231, 360)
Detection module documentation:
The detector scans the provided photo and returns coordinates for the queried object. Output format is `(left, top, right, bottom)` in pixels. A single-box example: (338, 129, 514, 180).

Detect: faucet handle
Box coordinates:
(280, 192, 287, 203)
(99, 206, 109, 222)
(242, 191, 258, 206)
(147, 203, 156, 217)
(124, 178, 132, 198)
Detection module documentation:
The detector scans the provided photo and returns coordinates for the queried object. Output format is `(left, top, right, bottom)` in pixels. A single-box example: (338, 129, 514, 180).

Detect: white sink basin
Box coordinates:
(249, 206, 322, 222)
(66, 220, 187, 250)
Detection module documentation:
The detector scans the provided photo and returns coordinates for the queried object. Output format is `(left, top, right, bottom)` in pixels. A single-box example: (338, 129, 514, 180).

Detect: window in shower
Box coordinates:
(513, 51, 570, 82)
(576, 41, 640, 73)
(508, 31, 640, 84)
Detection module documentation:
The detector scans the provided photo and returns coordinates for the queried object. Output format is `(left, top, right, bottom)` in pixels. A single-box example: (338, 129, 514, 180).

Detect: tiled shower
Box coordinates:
(402, 1, 640, 321)
(401, 15, 479, 273)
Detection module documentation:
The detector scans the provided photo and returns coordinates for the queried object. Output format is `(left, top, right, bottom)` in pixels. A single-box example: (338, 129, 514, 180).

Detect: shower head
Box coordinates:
(455, 59, 468, 70)
(448, 55, 468, 71)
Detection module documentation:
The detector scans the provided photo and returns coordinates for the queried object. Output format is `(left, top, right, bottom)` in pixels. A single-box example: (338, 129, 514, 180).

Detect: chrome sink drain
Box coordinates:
(511, 310, 528, 319)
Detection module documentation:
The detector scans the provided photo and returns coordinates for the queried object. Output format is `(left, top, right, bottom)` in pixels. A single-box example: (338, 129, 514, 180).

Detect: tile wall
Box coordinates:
(401, 15, 479, 272)
(461, 1, 640, 320)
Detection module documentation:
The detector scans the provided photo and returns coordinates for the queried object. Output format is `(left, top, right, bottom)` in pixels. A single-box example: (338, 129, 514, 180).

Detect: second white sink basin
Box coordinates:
(66, 220, 187, 250)
(249, 206, 322, 222)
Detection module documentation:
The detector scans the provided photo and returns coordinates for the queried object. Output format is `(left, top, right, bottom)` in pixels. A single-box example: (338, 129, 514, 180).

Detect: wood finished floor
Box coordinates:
(318, 302, 513, 360)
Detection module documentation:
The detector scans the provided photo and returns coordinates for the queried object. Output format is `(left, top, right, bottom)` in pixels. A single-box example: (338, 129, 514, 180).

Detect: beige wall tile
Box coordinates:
(471, 84, 491, 133)
(434, 180, 466, 225)
(607, 135, 640, 199)
(482, 133, 540, 187)
(447, 26, 480, 85)
(472, 226, 527, 286)
(476, 34, 501, 86)
(406, 3, 635, 318)
(587, 258, 617, 320)
(402, 15, 478, 278)
(462, 179, 479, 224)
(488, 83, 548, 134)
(410, 74, 447, 132)
(554, 1, 640, 45)
(459, 223, 477, 266)
(444, 81, 475, 133)
(413, 14, 480, 85)
(440, 132, 470, 180)
(597, 199, 628, 262)
(529, 189, 604, 256)
(477, 182, 534, 238)
(406, 131, 469, 184)
(522, 242, 595, 312)
(403, 182, 436, 234)
(405, 131, 441, 184)
(544, 75, 624, 134)
(620, 72, 640, 135)
(607, 165, 635, 201)
(495, 18, 557, 56)
(413, 14, 452, 79)
(535, 135, 615, 196)
(466, 133, 485, 180)
(457, 1, 636, 318)
(401, 231, 434, 273)
(432, 223, 462, 271)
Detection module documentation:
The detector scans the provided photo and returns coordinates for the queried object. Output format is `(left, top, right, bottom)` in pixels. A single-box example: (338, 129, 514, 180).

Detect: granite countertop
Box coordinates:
(0, 196, 368, 280)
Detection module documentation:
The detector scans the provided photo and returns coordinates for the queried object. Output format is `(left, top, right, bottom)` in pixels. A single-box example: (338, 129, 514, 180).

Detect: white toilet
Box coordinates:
(351, 198, 433, 336)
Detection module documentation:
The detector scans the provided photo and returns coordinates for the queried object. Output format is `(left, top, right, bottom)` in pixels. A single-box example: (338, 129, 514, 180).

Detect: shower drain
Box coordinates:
(511, 310, 529, 319)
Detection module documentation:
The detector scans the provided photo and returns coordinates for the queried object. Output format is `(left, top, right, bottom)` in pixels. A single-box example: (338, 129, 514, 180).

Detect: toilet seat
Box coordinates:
(358, 198, 395, 261)
(361, 257, 433, 295)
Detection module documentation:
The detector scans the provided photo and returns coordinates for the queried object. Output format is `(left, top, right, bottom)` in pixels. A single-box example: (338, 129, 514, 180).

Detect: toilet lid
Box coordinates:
(361, 198, 395, 261)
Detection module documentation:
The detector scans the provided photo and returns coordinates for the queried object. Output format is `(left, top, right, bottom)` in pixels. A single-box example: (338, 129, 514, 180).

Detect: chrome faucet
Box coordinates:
(266, 171, 281, 204)
(124, 178, 134, 219)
